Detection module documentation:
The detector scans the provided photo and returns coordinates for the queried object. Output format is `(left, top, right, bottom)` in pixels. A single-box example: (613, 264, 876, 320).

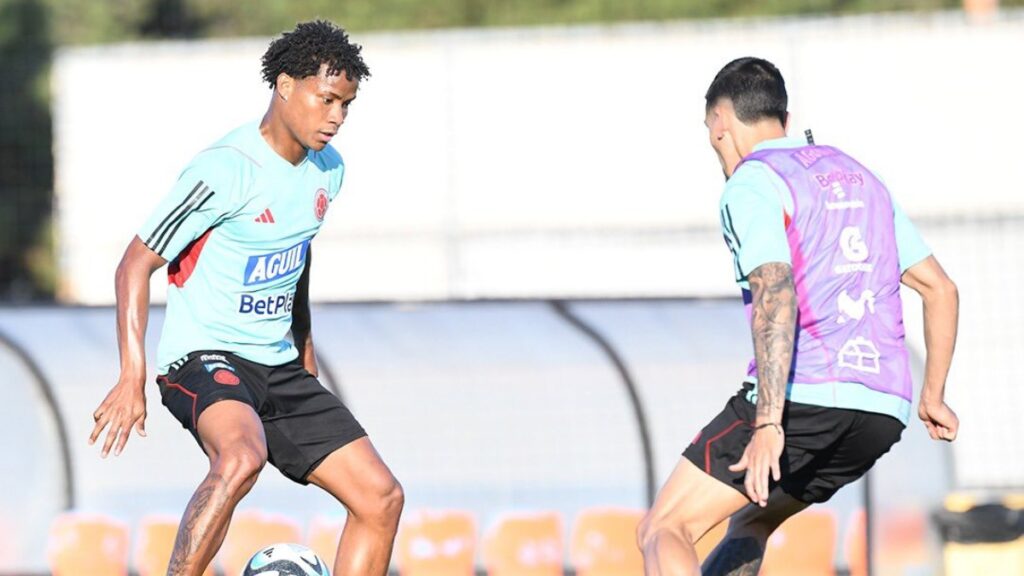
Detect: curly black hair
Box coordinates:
(261, 20, 370, 89)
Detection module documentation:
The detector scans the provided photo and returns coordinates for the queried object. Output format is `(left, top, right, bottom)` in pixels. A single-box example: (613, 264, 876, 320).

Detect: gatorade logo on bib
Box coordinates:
(243, 239, 309, 286)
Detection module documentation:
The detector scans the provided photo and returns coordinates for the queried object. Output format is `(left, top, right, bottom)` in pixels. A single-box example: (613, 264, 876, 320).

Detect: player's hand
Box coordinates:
(729, 424, 784, 507)
(89, 380, 147, 458)
(919, 398, 958, 442)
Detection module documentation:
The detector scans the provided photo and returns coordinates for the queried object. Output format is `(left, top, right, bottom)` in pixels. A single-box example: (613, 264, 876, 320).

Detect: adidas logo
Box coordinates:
(254, 208, 275, 224)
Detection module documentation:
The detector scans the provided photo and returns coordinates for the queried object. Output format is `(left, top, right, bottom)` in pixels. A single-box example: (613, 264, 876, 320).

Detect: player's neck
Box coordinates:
(735, 122, 787, 159)
(259, 111, 307, 165)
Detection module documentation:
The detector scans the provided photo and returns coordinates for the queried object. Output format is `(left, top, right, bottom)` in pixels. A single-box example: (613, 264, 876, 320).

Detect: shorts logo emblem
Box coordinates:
(213, 369, 240, 386)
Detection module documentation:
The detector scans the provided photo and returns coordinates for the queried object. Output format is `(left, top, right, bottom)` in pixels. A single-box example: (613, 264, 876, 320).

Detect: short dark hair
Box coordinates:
(705, 57, 787, 126)
(261, 20, 370, 89)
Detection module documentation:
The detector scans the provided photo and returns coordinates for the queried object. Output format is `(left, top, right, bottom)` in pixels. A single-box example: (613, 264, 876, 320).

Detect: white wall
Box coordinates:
(52, 12, 1024, 304)
(49, 11, 1024, 504)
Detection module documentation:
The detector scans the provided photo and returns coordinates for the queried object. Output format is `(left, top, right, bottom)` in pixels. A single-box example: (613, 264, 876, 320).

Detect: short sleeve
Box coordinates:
(331, 158, 345, 201)
(892, 198, 931, 273)
(720, 165, 792, 283)
(319, 144, 345, 201)
(138, 150, 245, 260)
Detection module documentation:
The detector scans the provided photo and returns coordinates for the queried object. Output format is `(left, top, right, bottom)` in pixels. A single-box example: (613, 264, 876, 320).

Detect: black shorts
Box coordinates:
(682, 383, 904, 503)
(156, 350, 366, 484)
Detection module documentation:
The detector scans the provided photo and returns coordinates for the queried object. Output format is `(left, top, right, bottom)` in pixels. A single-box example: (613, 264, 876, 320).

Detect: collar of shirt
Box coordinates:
(751, 135, 811, 153)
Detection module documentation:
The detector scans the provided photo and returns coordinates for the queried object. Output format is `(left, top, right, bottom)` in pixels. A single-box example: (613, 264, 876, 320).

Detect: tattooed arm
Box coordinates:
(749, 262, 797, 425)
(728, 261, 797, 507)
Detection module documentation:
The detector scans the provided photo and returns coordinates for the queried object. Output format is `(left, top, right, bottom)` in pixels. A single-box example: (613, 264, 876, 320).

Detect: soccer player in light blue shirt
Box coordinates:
(640, 57, 960, 576)
(89, 21, 403, 576)
(721, 136, 932, 425)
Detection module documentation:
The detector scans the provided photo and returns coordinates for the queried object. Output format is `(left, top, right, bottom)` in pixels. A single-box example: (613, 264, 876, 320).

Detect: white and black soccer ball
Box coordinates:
(241, 542, 330, 576)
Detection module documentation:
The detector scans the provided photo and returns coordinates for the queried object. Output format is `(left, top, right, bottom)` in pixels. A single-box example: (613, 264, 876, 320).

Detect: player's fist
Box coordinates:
(918, 399, 958, 442)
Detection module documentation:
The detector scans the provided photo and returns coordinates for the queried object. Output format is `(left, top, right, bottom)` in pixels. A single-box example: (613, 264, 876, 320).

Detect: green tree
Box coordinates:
(0, 0, 54, 300)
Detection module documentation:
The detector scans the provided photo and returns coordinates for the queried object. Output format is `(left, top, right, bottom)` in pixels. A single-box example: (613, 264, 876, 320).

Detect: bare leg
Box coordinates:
(167, 400, 267, 576)
(306, 437, 404, 576)
(638, 458, 749, 576)
(702, 489, 807, 576)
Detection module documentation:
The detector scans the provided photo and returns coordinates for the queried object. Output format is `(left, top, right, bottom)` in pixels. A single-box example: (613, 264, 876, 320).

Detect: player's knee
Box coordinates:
(211, 442, 267, 493)
(376, 476, 405, 525)
(638, 515, 677, 550)
(354, 473, 404, 529)
(637, 514, 652, 549)
(637, 510, 696, 552)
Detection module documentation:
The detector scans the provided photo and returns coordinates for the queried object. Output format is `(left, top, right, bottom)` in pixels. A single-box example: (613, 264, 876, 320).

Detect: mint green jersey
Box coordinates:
(139, 122, 344, 373)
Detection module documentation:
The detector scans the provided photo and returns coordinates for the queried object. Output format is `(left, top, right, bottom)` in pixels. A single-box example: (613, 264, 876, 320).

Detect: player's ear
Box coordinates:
(277, 73, 295, 102)
(715, 103, 733, 138)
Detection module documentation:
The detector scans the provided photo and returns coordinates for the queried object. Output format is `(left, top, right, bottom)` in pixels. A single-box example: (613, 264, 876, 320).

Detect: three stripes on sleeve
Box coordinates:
(143, 181, 216, 257)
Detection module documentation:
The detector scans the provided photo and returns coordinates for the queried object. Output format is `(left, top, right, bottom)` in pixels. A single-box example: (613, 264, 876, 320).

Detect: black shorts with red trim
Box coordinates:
(682, 383, 904, 504)
(156, 350, 366, 484)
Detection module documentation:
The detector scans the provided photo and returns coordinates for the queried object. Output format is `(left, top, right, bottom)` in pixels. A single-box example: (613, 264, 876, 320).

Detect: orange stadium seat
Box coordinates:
(47, 512, 130, 576)
(395, 509, 476, 576)
(134, 515, 214, 576)
(483, 512, 564, 576)
(570, 508, 644, 576)
(307, 514, 346, 570)
(760, 508, 836, 576)
(875, 509, 929, 576)
(218, 509, 302, 576)
(843, 508, 868, 576)
(695, 519, 729, 565)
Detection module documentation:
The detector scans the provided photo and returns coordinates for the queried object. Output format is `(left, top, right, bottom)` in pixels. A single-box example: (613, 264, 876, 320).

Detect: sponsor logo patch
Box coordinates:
(814, 170, 865, 189)
(838, 337, 881, 374)
(243, 240, 309, 286)
(239, 291, 296, 316)
(791, 146, 837, 169)
(837, 289, 877, 324)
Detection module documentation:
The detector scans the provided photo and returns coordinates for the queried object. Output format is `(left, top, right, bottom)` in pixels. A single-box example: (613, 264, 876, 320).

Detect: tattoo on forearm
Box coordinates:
(168, 473, 228, 575)
(702, 536, 765, 576)
(748, 263, 797, 423)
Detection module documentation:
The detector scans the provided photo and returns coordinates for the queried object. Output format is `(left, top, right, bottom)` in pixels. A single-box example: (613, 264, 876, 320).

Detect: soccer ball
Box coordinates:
(241, 542, 330, 576)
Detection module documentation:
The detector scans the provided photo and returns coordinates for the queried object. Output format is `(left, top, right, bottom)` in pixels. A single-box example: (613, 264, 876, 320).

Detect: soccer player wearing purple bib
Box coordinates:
(639, 57, 960, 575)
(89, 21, 403, 576)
